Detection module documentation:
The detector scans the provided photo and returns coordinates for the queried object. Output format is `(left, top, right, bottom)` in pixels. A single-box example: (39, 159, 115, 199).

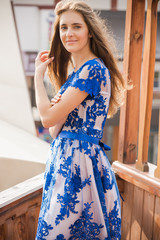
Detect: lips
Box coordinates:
(66, 40, 77, 43)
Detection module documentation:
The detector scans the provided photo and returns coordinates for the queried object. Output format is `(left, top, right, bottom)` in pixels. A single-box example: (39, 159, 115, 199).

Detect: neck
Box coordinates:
(71, 49, 96, 72)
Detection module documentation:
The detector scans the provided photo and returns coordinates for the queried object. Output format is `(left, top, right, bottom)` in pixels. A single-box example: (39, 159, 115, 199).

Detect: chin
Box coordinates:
(65, 48, 80, 54)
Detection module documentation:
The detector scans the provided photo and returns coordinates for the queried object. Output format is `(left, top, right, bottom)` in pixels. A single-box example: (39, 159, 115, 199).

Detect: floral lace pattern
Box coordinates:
(36, 218, 53, 240)
(36, 59, 121, 240)
(68, 201, 104, 239)
(55, 164, 91, 225)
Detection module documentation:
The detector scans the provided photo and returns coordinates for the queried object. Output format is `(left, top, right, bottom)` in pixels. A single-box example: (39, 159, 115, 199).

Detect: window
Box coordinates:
(154, 71, 160, 90)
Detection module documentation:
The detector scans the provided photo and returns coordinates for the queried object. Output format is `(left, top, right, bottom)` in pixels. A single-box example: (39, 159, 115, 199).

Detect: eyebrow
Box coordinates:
(60, 23, 83, 26)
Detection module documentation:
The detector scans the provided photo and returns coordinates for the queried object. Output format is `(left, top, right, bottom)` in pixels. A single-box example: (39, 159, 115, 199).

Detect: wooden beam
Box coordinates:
(111, 0, 117, 11)
(118, 0, 145, 164)
(154, 110, 160, 178)
(136, 0, 159, 172)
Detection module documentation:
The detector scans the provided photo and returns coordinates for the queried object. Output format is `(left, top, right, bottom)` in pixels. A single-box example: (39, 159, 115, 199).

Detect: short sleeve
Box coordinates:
(70, 61, 108, 97)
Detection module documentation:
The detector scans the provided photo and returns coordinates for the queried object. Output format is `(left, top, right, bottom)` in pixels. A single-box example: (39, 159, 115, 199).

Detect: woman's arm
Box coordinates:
(35, 51, 88, 128)
(35, 74, 88, 128)
(49, 116, 67, 139)
(48, 94, 67, 139)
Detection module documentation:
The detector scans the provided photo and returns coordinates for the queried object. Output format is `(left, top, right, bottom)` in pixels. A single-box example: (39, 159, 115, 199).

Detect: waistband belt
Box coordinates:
(59, 131, 111, 151)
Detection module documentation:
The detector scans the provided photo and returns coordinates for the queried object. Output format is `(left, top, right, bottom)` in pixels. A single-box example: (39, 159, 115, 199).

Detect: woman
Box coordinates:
(35, 0, 126, 239)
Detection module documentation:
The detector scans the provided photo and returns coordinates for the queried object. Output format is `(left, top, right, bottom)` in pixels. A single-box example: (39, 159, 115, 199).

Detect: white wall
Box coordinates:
(39, 9, 55, 51)
(0, 0, 36, 134)
(117, 0, 127, 10)
(87, 0, 111, 10)
(14, 7, 55, 51)
(14, 6, 40, 51)
(13, 0, 54, 5)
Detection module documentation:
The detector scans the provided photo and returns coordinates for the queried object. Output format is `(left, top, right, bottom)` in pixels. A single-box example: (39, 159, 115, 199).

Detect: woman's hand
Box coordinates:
(50, 93, 62, 106)
(35, 50, 54, 77)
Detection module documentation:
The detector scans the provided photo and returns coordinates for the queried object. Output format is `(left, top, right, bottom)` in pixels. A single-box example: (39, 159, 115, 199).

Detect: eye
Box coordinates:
(60, 26, 67, 30)
(74, 25, 81, 29)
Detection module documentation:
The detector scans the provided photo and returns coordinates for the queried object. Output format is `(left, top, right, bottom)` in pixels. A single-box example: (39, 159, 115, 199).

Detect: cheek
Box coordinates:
(79, 30, 90, 41)
(60, 32, 65, 44)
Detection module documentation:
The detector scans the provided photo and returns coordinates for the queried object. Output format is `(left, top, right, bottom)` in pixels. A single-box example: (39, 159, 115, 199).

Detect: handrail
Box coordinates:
(112, 161, 160, 197)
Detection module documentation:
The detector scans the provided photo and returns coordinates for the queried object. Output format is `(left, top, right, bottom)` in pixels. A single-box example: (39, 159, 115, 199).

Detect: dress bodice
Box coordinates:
(59, 58, 111, 140)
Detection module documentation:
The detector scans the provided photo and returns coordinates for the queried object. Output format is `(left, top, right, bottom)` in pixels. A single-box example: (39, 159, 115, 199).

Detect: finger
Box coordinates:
(36, 51, 49, 61)
(41, 57, 48, 62)
(39, 51, 49, 57)
(51, 99, 60, 104)
(51, 97, 59, 102)
(50, 99, 59, 105)
(40, 55, 49, 63)
(40, 53, 48, 59)
(50, 102, 55, 106)
(54, 93, 61, 98)
(40, 56, 48, 61)
(54, 95, 61, 100)
(44, 57, 54, 65)
(51, 99, 57, 103)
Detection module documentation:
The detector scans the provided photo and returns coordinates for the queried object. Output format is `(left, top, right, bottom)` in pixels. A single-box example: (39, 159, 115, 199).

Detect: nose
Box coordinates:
(66, 28, 73, 37)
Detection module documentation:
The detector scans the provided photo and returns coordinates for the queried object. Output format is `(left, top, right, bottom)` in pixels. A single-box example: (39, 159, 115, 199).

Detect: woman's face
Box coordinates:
(59, 10, 91, 54)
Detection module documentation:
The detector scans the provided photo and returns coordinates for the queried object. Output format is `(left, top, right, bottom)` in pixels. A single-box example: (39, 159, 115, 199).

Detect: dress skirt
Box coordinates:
(35, 135, 121, 240)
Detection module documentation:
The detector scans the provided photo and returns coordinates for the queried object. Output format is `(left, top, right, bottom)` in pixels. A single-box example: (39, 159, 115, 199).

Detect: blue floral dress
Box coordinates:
(36, 58, 121, 240)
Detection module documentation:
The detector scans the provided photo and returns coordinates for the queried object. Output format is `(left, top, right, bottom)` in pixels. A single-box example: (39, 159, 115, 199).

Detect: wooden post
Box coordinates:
(112, 126, 119, 161)
(118, 0, 145, 163)
(136, 0, 159, 172)
(154, 110, 160, 178)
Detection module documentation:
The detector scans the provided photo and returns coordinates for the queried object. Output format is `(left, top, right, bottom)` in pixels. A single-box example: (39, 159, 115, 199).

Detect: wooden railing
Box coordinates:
(117, 0, 160, 176)
(136, 0, 159, 174)
(113, 0, 160, 239)
(0, 174, 44, 240)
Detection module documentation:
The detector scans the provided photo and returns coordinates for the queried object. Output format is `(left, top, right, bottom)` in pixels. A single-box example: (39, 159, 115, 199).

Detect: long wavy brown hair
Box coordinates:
(48, 0, 128, 118)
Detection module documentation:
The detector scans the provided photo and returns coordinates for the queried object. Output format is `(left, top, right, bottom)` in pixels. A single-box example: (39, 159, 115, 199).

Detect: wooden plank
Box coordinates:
(152, 196, 160, 240)
(26, 204, 40, 240)
(4, 217, 14, 240)
(154, 110, 160, 178)
(13, 214, 27, 240)
(136, 0, 159, 171)
(112, 161, 160, 197)
(121, 182, 134, 240)
(0, 225, 5, 240)
(130, 186, 144, 240)
(118, 0, 145, 164)
(141, 191, 155, 240)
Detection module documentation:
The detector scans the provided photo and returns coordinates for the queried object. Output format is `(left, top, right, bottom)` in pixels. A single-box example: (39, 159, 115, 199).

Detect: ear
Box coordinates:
(89, 32, 92, 38)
